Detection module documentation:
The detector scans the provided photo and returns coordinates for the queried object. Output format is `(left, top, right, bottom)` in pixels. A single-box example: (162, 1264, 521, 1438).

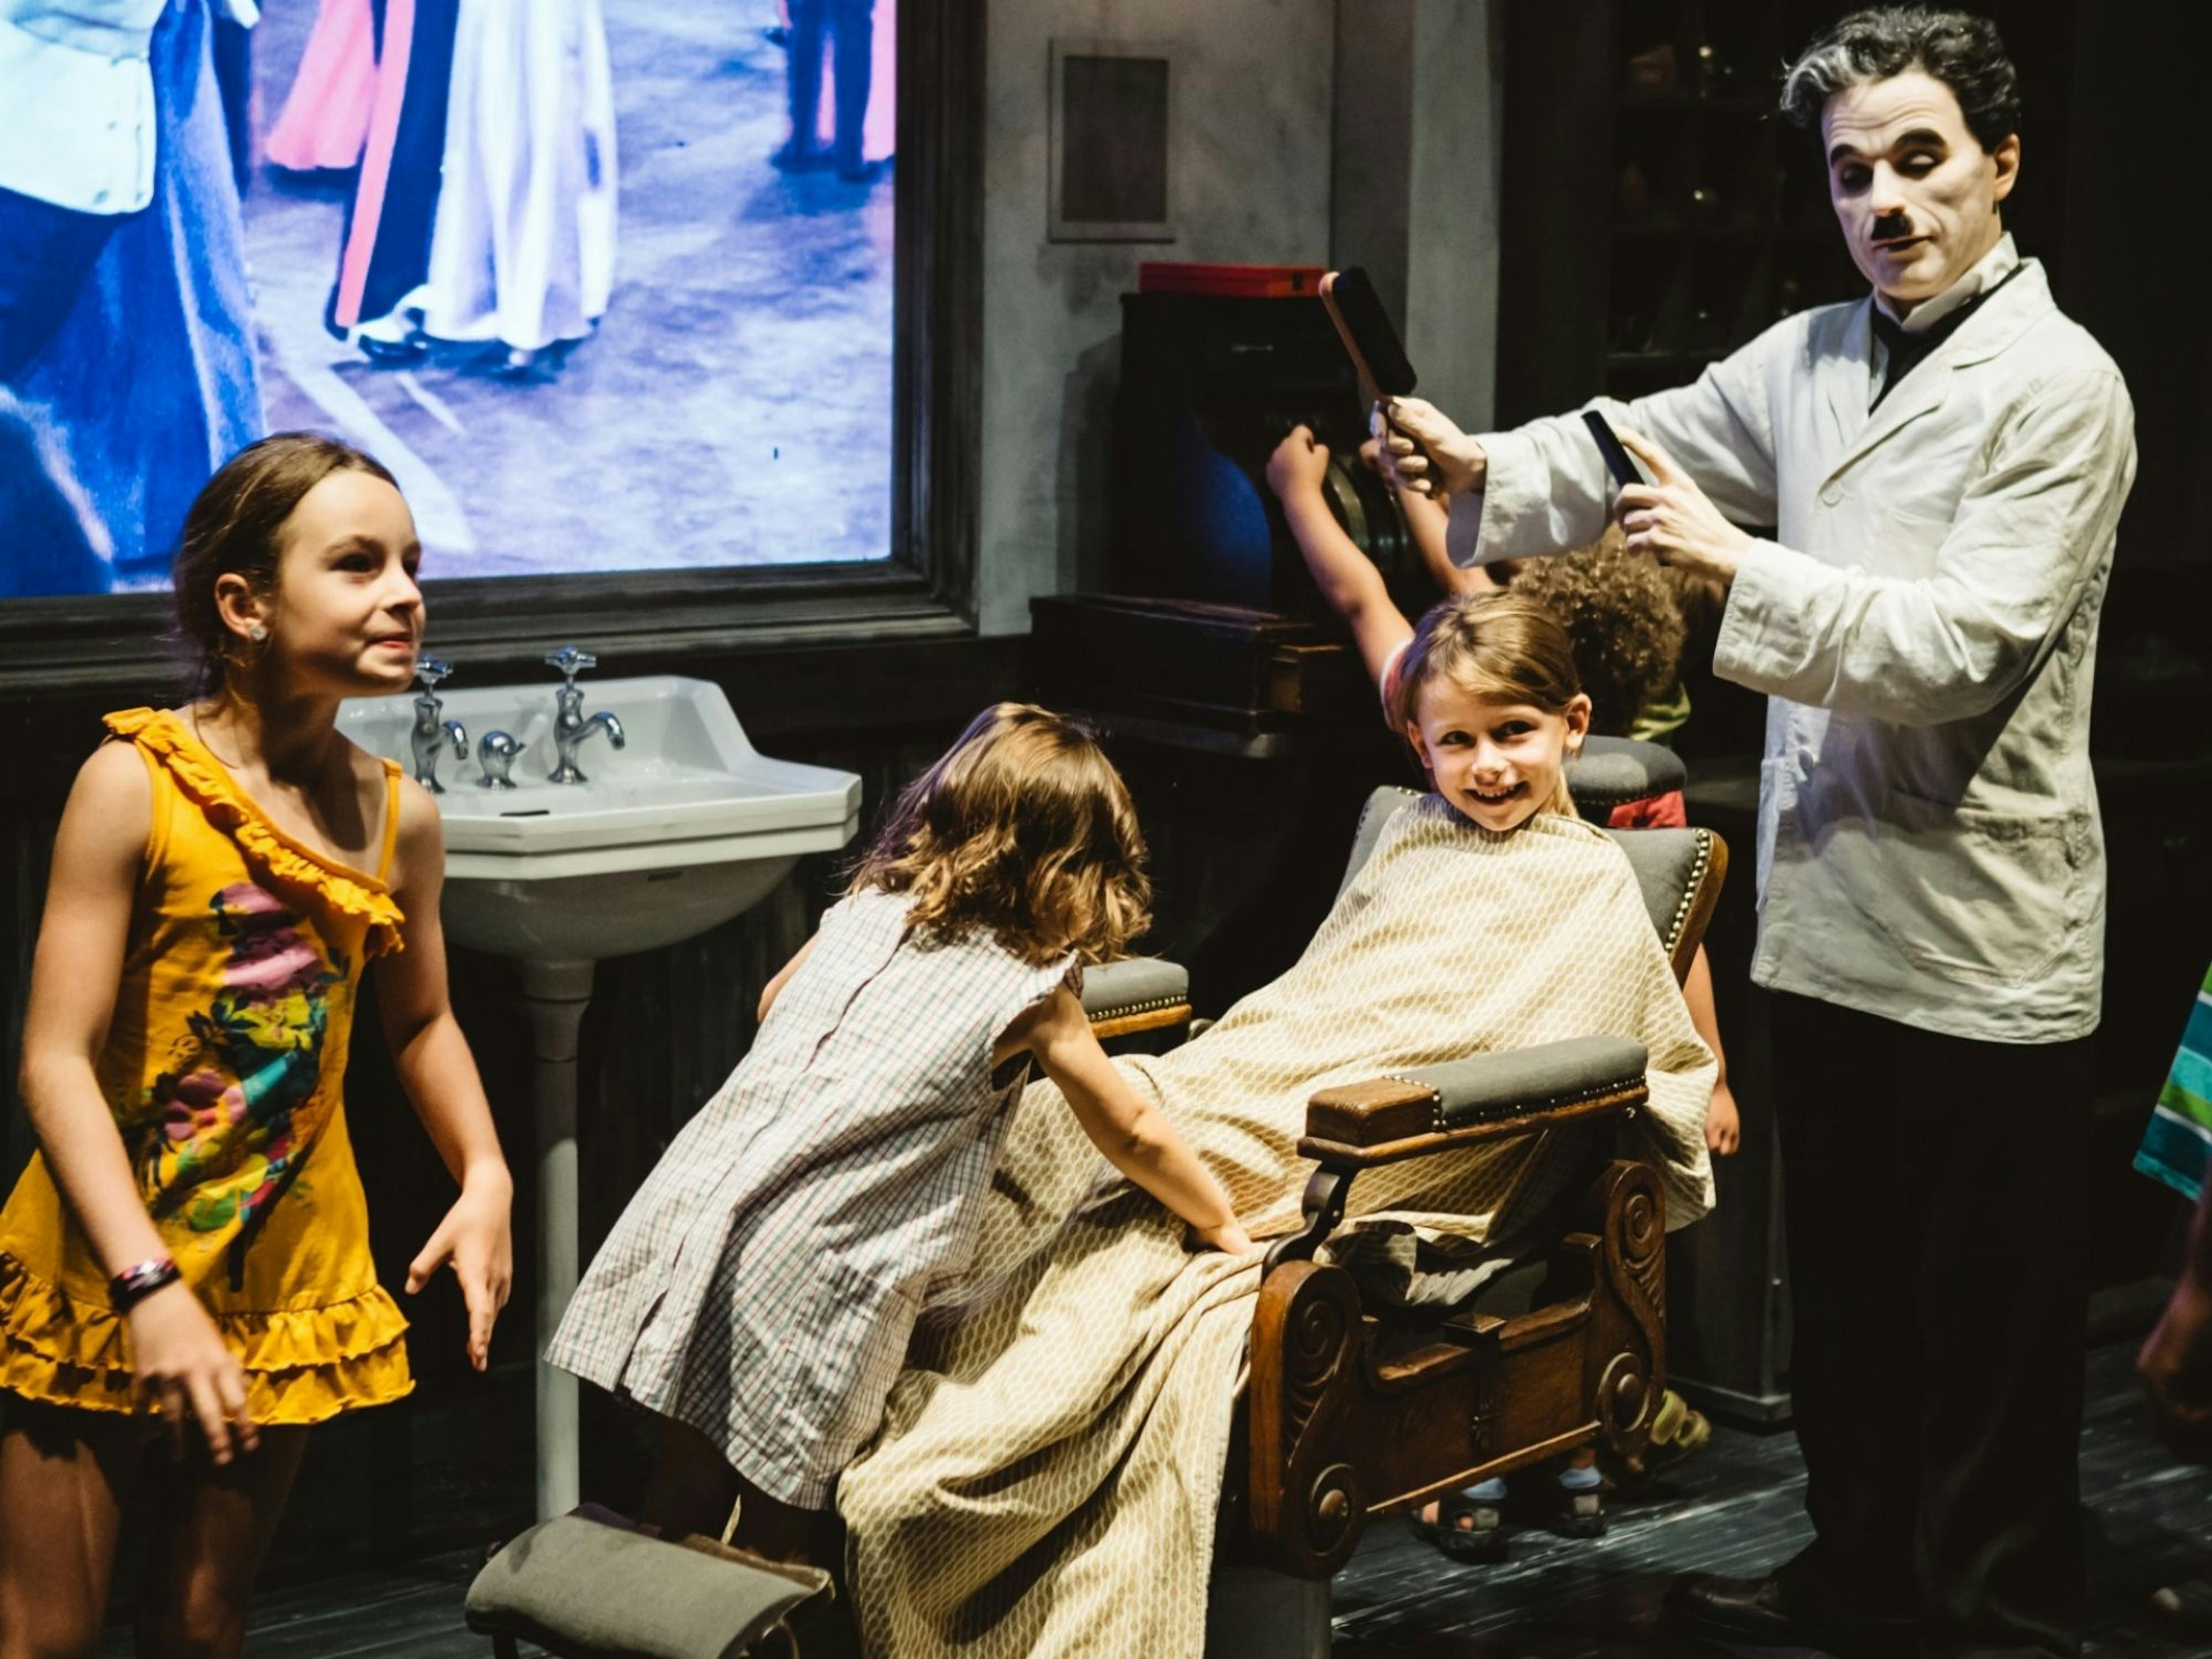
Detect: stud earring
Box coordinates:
(249, 623, 269, 642)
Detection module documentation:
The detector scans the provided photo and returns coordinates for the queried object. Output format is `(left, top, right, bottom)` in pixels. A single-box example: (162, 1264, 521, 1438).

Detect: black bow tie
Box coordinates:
(1869, 263, 2024, 407)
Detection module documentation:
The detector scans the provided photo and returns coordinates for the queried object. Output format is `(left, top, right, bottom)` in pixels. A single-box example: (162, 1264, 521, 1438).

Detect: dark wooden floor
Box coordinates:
(95, 1341, 2212, 1657)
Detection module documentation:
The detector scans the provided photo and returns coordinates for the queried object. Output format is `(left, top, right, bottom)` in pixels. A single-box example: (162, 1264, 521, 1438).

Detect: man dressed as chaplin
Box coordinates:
(1380, 8, 2135, 1656)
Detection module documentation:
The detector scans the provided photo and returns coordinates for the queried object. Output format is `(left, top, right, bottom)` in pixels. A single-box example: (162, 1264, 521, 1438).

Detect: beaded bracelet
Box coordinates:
(109, 1255, 181, 1311)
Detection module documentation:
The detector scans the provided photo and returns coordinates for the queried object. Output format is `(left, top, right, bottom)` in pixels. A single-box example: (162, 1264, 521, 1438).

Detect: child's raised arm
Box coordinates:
(20, 744, 258, 1461)
(1003, 986, 1252, 1255)
(378, 779, 514, 1372)
(758, 933, 819, 1023)
(1266, 426, 1413, 688)
(1360, 435, 1489, 599)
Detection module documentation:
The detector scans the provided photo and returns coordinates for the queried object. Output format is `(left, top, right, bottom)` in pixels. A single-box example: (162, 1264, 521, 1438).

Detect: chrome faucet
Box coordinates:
(409, 658, 468, 793)
(544, 646, 625, 783)
(477, 730, 526, 789)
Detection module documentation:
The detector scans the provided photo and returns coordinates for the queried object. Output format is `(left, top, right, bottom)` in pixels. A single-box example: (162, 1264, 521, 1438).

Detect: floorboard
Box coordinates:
(95, 1341, 2212, 1657)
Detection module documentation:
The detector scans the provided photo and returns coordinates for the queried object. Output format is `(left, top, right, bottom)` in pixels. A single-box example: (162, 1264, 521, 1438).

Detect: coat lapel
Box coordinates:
(1820, 259, 2055, 483)
(1817, 301, 1871, 459)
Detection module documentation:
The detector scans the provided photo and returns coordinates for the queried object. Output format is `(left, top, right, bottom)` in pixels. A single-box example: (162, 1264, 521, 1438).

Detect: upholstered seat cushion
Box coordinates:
(1078, 956, 1190, 1021)
(465, 1510, 830, 1659)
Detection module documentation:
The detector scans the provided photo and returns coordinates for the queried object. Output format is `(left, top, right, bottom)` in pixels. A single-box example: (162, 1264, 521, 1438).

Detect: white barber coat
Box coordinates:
(0, 0, 257, 215)
(1459, 255, 2135, 1043)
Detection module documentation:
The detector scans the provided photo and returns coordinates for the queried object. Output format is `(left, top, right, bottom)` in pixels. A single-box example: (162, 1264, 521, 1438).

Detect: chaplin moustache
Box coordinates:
(1872, 210, 1914, 241)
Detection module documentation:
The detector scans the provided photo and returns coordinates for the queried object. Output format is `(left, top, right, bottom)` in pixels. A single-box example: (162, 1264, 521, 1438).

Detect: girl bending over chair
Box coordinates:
(547, 702, 1252, 1566)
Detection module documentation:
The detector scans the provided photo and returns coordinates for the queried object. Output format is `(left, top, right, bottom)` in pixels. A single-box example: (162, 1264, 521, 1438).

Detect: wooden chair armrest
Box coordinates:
(1298, 1036, 1650, 1171)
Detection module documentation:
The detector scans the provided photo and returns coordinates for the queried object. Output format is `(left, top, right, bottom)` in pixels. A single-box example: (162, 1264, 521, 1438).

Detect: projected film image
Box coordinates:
(0, 0, 895, 597)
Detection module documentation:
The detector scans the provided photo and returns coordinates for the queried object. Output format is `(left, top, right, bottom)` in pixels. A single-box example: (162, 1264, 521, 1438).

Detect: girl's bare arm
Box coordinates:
(1008, 986, 1252, 1253)
(758, 933, 819, 1022)
(1398, 479, 1490, 597)
(19, 744, 163, 1277)
(377, 779, 513, 1370)
(21, 744, 256, 1457)
(1683, 945, 1739, 1155)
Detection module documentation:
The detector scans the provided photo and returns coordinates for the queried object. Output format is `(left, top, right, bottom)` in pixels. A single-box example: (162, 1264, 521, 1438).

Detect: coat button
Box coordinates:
(1819, 483, 1844, 507)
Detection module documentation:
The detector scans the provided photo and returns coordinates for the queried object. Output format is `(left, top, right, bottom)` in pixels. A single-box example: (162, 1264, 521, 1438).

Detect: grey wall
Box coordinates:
(1404, 0, 1503, 433)
(974, 0, 1337, 635)
(1329, 0, 1503, 431)
(972, 0, 1506, 635)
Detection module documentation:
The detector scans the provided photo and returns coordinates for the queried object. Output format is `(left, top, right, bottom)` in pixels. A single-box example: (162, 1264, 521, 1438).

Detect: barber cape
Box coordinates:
(1459, 243, 2135, 1041)
(840, 800, 1714, 1658)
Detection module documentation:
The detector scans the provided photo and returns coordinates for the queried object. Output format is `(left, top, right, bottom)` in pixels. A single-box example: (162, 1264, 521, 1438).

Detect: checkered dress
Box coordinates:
(546, 888, 1074, 1507)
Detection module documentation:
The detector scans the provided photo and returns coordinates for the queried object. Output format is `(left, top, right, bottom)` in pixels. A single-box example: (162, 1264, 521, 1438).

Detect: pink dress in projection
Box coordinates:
(817, 0, 896, 164)
(265, 0, 378, 172)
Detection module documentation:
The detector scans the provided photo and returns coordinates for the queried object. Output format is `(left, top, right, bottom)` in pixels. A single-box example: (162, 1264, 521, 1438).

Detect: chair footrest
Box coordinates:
(466, 1510, 831, 1659)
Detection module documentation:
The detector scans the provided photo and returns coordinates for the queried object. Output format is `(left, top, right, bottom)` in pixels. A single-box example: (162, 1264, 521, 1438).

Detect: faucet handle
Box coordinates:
(415, 656, 454, 691)
(544, 646, 598, 685)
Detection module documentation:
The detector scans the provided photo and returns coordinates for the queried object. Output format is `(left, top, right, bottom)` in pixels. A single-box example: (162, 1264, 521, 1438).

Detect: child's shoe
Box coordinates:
(1615, 1387, 1712, 1483)
(1529, 1459, 1607, 1539)
(1410, 1477, 1508, 1563)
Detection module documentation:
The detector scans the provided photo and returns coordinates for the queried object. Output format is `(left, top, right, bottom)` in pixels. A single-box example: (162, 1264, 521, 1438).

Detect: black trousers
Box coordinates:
(787, 0, 876, 170)
(1771, 991, 2095, 1659)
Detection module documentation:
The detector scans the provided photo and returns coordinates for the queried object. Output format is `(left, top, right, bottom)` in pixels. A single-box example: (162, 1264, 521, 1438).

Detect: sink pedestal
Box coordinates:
(336, 675, 863, 1520)
(523, 956, 594, 1519)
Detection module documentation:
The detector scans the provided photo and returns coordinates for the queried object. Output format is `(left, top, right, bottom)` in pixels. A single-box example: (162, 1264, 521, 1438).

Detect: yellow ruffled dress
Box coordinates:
(0, 710, 413, 1422)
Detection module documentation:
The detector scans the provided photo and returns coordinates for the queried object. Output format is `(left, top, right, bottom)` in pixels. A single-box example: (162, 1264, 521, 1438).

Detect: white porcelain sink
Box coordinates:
(337, 675, 862, 960)
(339, 670, 863, 1519)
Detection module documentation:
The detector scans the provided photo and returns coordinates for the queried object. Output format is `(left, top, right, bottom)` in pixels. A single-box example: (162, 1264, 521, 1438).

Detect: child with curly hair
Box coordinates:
(547, 703, 1251, 1566)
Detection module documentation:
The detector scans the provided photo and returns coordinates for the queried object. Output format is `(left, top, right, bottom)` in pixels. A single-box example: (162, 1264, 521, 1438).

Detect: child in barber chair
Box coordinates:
(1266, 424, 1737, 1156)
(546, 702, 1253, 1567)
(1267, 429, 1725, 1558)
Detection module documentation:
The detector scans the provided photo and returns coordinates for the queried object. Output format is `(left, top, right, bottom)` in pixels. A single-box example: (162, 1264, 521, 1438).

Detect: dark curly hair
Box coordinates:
(849, 703, 1152, 968)
(1779, 6, 2022, 155)
(1510, 527, 1687, 738)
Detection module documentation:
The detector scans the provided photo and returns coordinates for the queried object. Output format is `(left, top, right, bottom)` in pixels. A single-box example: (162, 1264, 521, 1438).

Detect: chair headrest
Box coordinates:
(1565, 736, 1687, 819)
(1338, 786, 1423, 900)
(1601, 825, 1715, 959)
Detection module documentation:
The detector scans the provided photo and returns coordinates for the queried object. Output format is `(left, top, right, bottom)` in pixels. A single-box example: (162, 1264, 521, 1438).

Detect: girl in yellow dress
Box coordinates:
(0, 435, 514, 1657)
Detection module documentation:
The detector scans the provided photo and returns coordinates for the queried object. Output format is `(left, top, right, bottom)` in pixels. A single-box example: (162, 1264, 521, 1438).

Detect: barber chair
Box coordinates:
(469, 744, 1718, 1659)
(1077, 740, 1727, 1657)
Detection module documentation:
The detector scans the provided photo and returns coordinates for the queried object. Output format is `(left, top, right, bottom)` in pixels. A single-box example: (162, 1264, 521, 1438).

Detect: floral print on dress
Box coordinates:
(144, 883, 343, 1288)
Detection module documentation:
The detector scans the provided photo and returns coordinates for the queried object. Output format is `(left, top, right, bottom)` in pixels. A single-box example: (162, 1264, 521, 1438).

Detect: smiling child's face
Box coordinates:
(1407, 679, 1590, 834)
(231, 471, 426, 698)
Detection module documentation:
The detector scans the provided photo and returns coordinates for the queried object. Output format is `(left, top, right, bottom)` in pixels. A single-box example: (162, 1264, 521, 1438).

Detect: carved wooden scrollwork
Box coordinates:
(1599, 1160, 1665, 1350)
(1286, 1280, 1350, 1444)
(1249, 1260, 1366, 1578)
(1592, 1158, 1666, 1460)
(1596, 1350, 1653, 1442)
(1304, 1463, 1362, 1562)
(1264, 1166, 1354, 1274)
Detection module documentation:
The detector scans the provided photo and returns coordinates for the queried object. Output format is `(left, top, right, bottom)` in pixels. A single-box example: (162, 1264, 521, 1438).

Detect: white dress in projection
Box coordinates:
(420, 0, 617, 354)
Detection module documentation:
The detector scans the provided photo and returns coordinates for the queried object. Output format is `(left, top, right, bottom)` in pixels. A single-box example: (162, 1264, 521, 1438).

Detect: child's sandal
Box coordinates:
(1521, 1468, 1610, 1548)
(1613, 1387, 1713, 1483)
(1410, 1484, 1508, 1564)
